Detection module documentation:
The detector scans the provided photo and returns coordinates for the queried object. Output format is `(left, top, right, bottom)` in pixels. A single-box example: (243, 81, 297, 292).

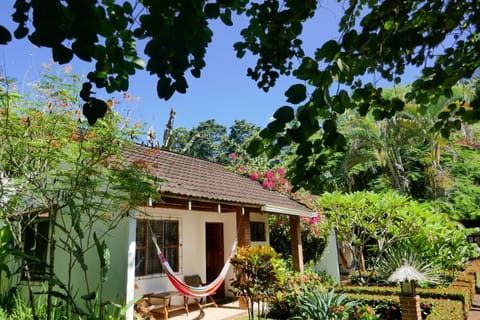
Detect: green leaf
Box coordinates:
(204, 3, 220, 19)
(438, 111, 450, 120)
(315, 40, 339, 62)
(288, 127, 308, 143)
(132, 58, 145, 69)
(52, 44, 74, 64)
(72, 40, 93, 62)
(440, 127, 450, 139)
(0, 25, 12, 44)
(247, 138, 264, 156)
(220, 9, 233, 26)
(342, 30, 358, 51)
(13, 25, 28, 39)
(94, 232, 110, 283)
(336, 58, 349, 73)
(234, 42, 246, 58)
(81, 291, 97, 301)
(265, 144, 280, 158)
(267, 120, 285, 133)
(322, 119, 336, 132)
(285, 84, 307, 104)
(391, 97, 405, 111)
(338, 90, 350, 109)
(384, 19, 394, 30)
(173, 76, 188, 94)
(273, 106, 294, 123)
(122, 1, 133, 14)
(295, 57, 318, 80)
(191, 68, 201, 78)
(157, 78, 175, 100)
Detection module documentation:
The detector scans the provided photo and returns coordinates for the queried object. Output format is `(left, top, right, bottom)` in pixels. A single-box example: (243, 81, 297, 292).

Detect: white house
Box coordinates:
(122, 145, 316, 318)
(9, 144, 318, 319)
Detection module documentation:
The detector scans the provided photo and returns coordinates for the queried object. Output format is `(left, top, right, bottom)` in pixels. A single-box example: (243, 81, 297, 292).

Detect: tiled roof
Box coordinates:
(123, 144, 314, 217)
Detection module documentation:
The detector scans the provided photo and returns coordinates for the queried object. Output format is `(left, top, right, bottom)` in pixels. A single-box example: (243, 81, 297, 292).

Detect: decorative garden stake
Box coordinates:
(388, 259, 426, 320)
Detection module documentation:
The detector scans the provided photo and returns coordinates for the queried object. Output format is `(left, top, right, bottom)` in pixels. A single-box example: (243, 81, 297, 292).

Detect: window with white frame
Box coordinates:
(135, 219, 180, 276)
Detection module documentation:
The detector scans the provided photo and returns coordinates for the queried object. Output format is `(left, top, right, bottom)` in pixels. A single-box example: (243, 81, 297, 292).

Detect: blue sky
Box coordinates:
(1, 2, 370, 138)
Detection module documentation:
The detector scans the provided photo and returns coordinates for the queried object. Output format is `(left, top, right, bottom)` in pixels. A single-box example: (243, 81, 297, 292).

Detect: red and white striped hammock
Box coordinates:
(152, 236, 237, 298)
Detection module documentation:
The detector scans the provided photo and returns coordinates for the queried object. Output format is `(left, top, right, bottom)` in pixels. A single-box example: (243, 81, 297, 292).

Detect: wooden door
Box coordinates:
(205, 222, 224, 298)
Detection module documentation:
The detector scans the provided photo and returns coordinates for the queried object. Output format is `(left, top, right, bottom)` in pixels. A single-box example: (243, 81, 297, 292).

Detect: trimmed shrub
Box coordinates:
(425, 299, 464, 320)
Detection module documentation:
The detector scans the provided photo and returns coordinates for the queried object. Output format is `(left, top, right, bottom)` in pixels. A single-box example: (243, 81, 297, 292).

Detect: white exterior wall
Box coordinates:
(314, 230, 340, 284)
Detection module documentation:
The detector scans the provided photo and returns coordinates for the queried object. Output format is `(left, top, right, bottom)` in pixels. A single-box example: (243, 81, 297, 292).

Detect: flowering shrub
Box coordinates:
(227, 153, 330, 239)
(267, 271, 325, 318)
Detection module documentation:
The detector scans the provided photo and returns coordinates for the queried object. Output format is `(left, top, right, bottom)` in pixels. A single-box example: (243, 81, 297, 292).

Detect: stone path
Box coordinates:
(468, 294, 480, 320)
(169, 300, 247, 320)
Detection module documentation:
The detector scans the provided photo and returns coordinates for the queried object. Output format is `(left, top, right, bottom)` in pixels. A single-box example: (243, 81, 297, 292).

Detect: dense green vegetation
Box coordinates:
(2, 0, 479, 188)
(0, 68, 158, 319)
(0, 72, 479, 320)
(1, 1, 480, 317)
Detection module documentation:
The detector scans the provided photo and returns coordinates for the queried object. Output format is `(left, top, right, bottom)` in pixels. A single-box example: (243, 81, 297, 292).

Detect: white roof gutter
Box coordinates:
(261, 204, 316, 218)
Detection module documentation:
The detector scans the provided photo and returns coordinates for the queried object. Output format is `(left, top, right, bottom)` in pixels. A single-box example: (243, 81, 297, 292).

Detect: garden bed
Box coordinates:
(338, 259, 480, 319)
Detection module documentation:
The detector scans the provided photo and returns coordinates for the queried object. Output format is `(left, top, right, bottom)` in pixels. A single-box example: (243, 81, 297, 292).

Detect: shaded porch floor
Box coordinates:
(168, 298, 247, 320)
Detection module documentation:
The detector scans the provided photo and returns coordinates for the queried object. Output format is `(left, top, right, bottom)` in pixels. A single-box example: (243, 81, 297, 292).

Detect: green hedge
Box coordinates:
(337, 259, 480, 320)
(425, 298, 464, 320)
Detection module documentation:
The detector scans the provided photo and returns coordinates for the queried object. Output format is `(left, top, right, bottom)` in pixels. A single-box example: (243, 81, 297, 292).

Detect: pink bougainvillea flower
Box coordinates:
(250, 172, 258, 181)
(229, 153, 237, 159)
(262, 180, 273, 189)
(277, 168, 285, 177)
(266, 170, 274, 181)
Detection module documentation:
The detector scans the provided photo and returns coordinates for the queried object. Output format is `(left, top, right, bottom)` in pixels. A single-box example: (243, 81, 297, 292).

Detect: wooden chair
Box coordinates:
(134, 292, 189, 320)
(184, 274, 218, 308)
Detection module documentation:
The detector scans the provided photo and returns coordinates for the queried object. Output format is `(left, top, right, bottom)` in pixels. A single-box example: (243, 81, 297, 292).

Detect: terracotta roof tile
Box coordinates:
(123, 144, 314, 216)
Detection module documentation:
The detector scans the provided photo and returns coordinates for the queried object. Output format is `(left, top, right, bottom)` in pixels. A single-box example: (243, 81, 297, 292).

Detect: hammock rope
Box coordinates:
(151, 234, 237, 298)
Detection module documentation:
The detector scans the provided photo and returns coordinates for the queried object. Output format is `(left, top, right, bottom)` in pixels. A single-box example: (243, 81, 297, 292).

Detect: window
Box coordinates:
(250, 221, 266, 242)
(23, 219, 49, 280)
(135, 219, 180, 277)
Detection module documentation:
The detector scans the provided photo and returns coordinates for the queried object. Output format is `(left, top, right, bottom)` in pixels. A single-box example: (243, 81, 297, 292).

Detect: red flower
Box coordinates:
(229, 153, 237, 159)
(250, 172, 258, 181)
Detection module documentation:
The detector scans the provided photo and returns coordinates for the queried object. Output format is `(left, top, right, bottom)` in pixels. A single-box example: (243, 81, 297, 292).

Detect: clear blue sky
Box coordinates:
(0, 1, 388, 139)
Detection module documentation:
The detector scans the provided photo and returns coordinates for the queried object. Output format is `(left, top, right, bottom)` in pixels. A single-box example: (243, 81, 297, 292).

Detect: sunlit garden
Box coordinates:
(1, 1, 480, 319)
(1, 64, 479, 319)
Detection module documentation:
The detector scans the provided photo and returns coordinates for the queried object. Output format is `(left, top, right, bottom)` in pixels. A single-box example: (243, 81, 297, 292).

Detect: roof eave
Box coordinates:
(261, 204, 316, 218)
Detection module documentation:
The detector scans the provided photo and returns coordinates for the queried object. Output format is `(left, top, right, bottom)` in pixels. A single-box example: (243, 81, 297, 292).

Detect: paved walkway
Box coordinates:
(468, 295, 480, 320)
(167, 294, 480, 320)
(168, 300, 247, 320)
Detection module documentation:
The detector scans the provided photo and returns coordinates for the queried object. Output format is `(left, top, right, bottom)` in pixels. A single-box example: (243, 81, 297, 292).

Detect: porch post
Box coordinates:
(125, 217, 137, 320)
(236, 208, 251, 247)
(235, 208, 251, 309)
(289, 215, 304, 273)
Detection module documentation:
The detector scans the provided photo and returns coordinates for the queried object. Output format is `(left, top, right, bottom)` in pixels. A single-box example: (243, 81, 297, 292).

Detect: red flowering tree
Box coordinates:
(228, 153, 329, 265)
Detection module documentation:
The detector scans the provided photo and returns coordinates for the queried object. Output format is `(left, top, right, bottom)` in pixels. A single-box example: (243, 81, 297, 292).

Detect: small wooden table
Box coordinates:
(136, 291, 189, 320)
